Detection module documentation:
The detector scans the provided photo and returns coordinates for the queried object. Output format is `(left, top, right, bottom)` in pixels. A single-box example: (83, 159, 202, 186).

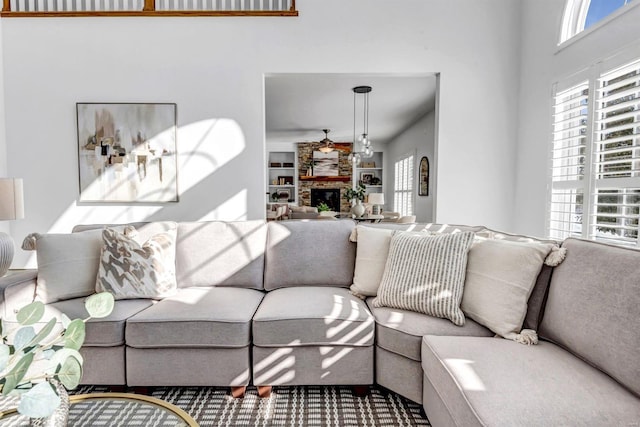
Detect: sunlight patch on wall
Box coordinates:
(197, 189, 248, 222)
(178, 118, 245, 194)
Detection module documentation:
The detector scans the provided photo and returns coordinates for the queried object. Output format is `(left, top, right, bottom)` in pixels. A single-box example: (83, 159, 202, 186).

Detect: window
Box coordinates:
(394, 154, 414, 216)
(561, 0, 636, 43)
(549, 58, 640, 247)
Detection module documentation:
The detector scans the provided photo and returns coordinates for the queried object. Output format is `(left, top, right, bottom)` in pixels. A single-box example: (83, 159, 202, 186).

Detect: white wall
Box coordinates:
(2, 0, 523, 267)
(0, 18, 9, 237)
(515, 1, 640, 238)
(385, 111, 435, 223)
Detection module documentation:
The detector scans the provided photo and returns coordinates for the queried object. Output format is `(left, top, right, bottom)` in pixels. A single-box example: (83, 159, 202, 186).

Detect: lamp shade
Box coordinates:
(0, 178, 25, 220)
(368, 193, 384, 205)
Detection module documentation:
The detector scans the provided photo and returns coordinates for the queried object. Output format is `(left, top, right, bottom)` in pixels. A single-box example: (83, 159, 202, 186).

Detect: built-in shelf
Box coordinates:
(267, 151, 297, 204)
(355, 152, 384, 196)
(299, 176, 352, 182)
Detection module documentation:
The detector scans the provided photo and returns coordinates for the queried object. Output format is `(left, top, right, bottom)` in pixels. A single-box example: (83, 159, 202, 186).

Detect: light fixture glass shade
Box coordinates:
(362, 146, 374, 159)
(318, 145, 333, 154)
(348, 152, 361, 164)
(359, 134, 371, 148)
(0, 178, 24, 220)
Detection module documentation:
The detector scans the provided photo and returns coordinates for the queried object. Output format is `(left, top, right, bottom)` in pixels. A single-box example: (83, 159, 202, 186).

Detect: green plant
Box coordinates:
(317, 202, 330, 212)
(344, 184, 366, 202)
(0, 292, 115, 418)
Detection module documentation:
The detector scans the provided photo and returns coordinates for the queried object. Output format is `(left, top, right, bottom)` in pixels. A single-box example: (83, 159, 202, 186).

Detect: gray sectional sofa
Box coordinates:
(1, 220, 639, 426)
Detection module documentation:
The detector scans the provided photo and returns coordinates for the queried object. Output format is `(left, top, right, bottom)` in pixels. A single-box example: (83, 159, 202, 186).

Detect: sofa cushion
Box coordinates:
(367, 299, 492, 361)
(539, 238, 640, 397)
(175, 221, 267, 290)
(264, 221, 356, 291)
(461, 238, 555, 341)
(253, 287, 374, 347)
(374, 231, 475, 326)
(3, 296, 151, 348)
(48, 298, 154, 346)
(421, 336, 640, 426)
(96, 226, 178, 300)
(126, 287, 264, 348)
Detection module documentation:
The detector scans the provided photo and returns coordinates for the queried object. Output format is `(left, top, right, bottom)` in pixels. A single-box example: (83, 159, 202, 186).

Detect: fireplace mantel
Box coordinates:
(299, 176, 351, 182)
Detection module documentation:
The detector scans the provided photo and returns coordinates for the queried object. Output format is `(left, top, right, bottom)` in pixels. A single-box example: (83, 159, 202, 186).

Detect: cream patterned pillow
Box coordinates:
(96, 226, 177, 299)
(373, 231, 475, 326)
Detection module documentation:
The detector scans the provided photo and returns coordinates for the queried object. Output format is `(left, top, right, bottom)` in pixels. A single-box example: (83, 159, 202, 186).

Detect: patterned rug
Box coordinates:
(74, 385, 431, 426)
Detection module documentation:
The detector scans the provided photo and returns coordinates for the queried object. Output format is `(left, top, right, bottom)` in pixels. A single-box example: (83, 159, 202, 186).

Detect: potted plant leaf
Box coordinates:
(0, 292, 115, 423)
(343, 184, 366, 203)
(344, 184, 367, 218)
(317, 202, 336, 217)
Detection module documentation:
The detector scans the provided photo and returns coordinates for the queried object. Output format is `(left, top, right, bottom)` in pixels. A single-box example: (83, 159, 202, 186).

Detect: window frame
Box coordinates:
(548, 48, 640, 247)
(558, 0, 639, 49)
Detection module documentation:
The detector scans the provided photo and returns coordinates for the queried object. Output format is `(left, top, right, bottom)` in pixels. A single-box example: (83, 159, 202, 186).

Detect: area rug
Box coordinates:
(75, 385, 431, 426)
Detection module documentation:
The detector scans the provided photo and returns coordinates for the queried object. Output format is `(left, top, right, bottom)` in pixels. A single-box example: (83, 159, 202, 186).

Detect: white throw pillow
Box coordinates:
(96, 224, 178, 300)
(461, 238, 555, 342)
(30, 229, 105, 304)
(349, 226, 394, 298)
(374, 231, 475, 326)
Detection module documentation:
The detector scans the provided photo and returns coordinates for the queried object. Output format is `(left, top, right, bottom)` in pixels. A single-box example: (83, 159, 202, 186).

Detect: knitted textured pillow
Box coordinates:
(96, 226, 177, 299)
(373, 231, 475, 326)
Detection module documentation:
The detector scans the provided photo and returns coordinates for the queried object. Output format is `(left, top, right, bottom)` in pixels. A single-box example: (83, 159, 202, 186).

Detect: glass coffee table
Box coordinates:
(0, 393, 198, 426)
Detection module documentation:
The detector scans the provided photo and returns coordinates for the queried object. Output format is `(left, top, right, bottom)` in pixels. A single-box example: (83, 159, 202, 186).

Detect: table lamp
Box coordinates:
(0, 178, 24, 276)
(368, 193, 385, 216)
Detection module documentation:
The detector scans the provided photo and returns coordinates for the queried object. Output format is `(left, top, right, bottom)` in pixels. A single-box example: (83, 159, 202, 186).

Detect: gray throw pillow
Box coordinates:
(31, 229, 105, 304)
(374, 231, 475, 326)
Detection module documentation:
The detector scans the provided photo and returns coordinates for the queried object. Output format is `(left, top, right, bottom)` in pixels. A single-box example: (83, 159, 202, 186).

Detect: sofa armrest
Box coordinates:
(0, 270, 38, 320)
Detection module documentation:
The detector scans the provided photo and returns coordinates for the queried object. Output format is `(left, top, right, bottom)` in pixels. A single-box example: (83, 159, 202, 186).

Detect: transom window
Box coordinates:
(560, 0, 636, 43)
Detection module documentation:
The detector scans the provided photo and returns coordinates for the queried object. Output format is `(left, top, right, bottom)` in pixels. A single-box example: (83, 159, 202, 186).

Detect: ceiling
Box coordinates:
(265, 74, 437, 146)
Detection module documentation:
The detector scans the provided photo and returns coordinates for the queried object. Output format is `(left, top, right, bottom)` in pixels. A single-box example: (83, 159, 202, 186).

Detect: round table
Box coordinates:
(0, 393, 198, 426)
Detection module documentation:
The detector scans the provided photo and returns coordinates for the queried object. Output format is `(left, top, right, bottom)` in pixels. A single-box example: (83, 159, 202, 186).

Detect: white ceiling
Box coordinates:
(265, 74, 437, 146)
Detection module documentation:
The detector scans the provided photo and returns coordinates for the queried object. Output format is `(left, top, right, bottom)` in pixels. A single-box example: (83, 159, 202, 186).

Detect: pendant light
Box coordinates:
(318, 129, 335, 153)
(351, 85, 374, 160)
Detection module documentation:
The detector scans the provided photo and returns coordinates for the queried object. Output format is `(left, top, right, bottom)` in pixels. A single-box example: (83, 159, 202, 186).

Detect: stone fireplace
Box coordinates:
(297, 142, 354, 213)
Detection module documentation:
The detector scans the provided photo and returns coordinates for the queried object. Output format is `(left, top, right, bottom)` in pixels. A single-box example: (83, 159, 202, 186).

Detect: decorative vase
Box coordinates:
(351, 200, 366, 218)
(30, 379, 69, 427)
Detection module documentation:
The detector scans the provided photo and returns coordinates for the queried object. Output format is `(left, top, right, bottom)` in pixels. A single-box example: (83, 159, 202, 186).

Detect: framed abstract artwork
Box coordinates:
(419, 156, 429, 196)
(313, 151, 339, 176)
(76, 103, 178, 202)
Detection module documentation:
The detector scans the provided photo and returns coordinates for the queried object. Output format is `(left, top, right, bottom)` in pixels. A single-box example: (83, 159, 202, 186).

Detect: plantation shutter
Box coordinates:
(590, 59, 640, 246)
(548, 82, 589, 240)
(394, 154, 414, 217)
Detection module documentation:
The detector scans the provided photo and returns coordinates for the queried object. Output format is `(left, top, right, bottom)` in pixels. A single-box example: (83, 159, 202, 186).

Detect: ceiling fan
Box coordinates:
(317, 129, 354, 154)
